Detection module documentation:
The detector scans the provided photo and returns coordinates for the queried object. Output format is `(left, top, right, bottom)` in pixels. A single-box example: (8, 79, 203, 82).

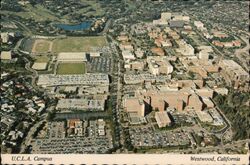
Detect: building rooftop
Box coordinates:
(0, 51, 12, 60)
(57, 52, 87, 62)
(151, 47, 165, 56)
(56, 98, 105, 111)
(32, 62, 47, 70)
(37, 74, 109, 86)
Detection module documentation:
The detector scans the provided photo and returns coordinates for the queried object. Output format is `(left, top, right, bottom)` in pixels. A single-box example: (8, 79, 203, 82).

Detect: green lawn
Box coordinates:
(52, 36, 107, 52)
(57, 63, 86, 75)
(34, 56, 50, 62)
(33, 41, 51, 53)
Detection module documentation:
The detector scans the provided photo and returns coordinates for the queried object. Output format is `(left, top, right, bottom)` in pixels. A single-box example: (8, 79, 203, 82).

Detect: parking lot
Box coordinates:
(129, 125, 191, 148)
(31, 120, 113, 154)
(87, 57, 112, 73)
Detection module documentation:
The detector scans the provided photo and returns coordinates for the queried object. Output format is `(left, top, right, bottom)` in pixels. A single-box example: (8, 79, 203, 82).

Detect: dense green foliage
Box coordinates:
(214, 91, 250, 140)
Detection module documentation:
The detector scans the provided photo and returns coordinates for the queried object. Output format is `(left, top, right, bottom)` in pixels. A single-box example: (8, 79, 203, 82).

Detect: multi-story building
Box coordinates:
(124, 98, 145, 117)
(155, 111, 172, 128)
(219, 60, 249, 83)
(147, 56, 173, 75)
(176, 40, 194, 56)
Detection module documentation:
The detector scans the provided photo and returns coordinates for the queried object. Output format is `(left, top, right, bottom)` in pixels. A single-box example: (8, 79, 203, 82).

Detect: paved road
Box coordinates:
(24, 57, 38, 86)
(107, 34, 124, 149)
(12, 20, 32, 36)
(20, 116, 47, 153)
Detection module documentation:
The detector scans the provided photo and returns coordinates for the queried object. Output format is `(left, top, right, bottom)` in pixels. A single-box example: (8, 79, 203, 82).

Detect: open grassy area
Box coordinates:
(52, 36, 107, 52)
(32, 40, 52, 53)
(57, 63, 86, 75)
(34, 56, 50, 63)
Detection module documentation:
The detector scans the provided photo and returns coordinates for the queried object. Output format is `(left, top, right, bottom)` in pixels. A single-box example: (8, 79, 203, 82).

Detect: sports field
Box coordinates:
(32, 40, 53, 53)
(52, 36, 107, 52)
(57, 63, 86, 75)
(34, 56, 50, 63)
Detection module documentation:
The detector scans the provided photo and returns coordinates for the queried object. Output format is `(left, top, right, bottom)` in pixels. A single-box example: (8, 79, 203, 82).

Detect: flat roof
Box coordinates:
(32, 62, 47, 70)
(0, 51, 12, 60)
(58, 52, 87, 61)
(37, 74, 109, 86)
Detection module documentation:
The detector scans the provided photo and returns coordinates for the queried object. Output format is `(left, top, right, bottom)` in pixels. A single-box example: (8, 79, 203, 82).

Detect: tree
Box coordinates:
(47, 111, 56, 121)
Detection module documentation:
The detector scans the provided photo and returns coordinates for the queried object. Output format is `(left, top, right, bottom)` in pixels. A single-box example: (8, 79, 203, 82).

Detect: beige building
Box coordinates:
(124, 98, 145, 117)
(1, 33, 10, 43)
(161, 12, 172, 21)
(187, 94, 204, 111)
(194, 21, 204, 30)
(196, 111, 213, 123)
(119, 42, 134, 51)
(155, 111, 172, 128)
(32, 62, 48, 70)
(57, 52, 88, 62)
(195, 88, 214, 98)
(117, 35, 129, 42)
(201, 97, 215, 108)
(122, 50, 135, 61)
(147, 56, 173, 75)
(0, 51, 12, 60)
(176, 40, 194, 56)
(198, 50, 209, 60)
(219, 60, 249, 82)
(130, 61, 144, 71)
(90, 52, 101, 57)
(151, 47, 165, 56)
(137, 90, 189, 112)
(135, 48, 144, 58)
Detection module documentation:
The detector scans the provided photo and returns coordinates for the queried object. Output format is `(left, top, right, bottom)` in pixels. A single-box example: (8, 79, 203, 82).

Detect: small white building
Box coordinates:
(122, 50, 135, 61)
(90, 52, 101, 57)
(194, 21, 204, 30)
(1, 33, 10, 43)
(57, 52, 88, 62)
(32, 62, 48, 70)
(196, 111, 213, 123)
(0, 51, 12, 60)
(198, 50, 209, 60)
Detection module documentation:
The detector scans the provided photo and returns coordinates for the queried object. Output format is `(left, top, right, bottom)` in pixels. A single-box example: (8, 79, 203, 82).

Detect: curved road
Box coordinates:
(24, 57, 38, 87)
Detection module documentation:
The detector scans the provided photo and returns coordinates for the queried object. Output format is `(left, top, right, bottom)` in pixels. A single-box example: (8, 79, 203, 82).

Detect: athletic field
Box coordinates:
(32, 40, 53, 53)
(56, 63, 86, 75)
(31, 36, 107, 54)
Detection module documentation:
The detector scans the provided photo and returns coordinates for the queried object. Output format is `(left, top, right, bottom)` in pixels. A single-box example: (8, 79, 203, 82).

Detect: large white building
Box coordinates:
(147, 56, 173, 75)
(124, 73, 170, 84)
(56, 98, 105, 111)
(219, 60, 249, 82)
(57, 52, 88, 62)
(37, 74, 109, 86)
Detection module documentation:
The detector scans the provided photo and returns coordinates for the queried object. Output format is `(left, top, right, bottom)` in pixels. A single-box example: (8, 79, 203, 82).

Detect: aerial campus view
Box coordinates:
(0, 0, 249, 163)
